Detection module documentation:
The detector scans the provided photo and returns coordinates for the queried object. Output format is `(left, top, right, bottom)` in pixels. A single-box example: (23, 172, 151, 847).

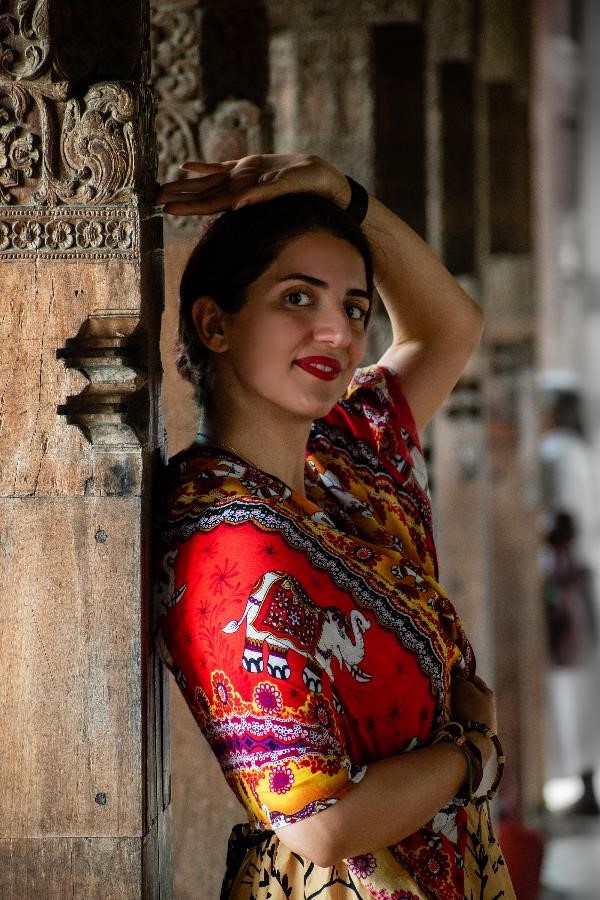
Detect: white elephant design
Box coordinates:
(222, 569, 372, 693)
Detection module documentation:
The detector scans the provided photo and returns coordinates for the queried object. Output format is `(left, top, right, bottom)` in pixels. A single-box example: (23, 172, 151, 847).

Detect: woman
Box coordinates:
(156, 154, 515, 899)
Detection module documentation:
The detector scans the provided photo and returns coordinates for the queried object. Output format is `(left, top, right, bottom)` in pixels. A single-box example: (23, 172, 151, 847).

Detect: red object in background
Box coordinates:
(497, 816, 545, 899)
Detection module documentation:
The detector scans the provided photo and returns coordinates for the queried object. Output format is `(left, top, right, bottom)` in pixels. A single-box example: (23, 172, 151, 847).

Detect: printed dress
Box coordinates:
(155, 365, 515, 900)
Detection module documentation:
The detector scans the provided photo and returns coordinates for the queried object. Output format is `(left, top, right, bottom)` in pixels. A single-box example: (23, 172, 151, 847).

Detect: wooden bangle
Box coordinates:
(431, 721, 484, 801)
(462, 719, 506, 800)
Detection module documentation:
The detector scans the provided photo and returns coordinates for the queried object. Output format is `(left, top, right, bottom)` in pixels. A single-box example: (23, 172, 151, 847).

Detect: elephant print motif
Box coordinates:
(222, 569, 372, 693)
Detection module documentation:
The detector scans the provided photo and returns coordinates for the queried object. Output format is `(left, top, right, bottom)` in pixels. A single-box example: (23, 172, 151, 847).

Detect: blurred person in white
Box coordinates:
(539, 371, 600, 815)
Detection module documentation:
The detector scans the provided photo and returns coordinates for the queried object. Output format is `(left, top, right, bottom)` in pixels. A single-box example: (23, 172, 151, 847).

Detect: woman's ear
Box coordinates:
(190, 296, 229, 352)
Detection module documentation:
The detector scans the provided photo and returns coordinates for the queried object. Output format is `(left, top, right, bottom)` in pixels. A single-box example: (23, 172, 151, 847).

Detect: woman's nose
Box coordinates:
(312, 304, 352, 346)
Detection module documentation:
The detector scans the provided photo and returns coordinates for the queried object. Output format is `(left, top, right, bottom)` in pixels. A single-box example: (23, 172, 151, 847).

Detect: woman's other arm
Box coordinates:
(360, 195, 484, 431)
(277, 675, 495, 867)
(276, 737, 482, 867)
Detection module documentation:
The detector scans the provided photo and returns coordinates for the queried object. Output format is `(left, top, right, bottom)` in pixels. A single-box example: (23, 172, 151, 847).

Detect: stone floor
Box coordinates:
(540, 815, 600, 899)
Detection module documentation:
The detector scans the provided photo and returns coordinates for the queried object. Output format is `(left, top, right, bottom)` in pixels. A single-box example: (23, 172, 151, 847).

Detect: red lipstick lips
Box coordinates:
(293, 356, 342, 381)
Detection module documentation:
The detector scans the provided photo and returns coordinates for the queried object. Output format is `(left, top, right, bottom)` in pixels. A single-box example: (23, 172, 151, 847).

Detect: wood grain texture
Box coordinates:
(0, 225, 170, 891)
(0, 835, 149, 899)
(0, 0, 170, 891)
(0, 496, 150, 836)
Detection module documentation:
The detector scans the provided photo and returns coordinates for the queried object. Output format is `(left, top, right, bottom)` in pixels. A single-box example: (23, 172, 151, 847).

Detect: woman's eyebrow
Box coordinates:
(277, 272, 370, 300)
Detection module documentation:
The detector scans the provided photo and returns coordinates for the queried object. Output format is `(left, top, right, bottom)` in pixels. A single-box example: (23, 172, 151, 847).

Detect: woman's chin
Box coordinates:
(286, 387, 344, 421)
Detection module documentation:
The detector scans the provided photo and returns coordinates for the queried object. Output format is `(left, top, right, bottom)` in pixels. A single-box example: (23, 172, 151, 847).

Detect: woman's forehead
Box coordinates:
(267, 230, 367, 285)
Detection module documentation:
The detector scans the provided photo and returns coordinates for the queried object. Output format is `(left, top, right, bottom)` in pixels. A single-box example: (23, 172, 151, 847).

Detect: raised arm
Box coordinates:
(158, 153, 483, 431)
(359, 195, 483, 430)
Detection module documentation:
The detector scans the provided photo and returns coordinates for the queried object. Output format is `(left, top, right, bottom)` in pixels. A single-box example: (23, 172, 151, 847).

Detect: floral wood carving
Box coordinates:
(0, 0, 51, 82)
(0, 0, 151, 209)
(150, 1, 273, 231)
(37, 82, 137, 206)
(0, 207, 138, 258)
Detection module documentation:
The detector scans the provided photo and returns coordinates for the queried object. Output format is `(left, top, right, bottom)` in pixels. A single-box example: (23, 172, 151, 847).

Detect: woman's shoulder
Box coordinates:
(157, 445, 294, 528)
(312, 363, 422, 466)
(342, 363, 419, 440)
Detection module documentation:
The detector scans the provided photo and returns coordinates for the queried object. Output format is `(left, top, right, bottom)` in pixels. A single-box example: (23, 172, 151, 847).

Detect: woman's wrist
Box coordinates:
(464, 729, 494, 767)
(327, 168, 352, 208)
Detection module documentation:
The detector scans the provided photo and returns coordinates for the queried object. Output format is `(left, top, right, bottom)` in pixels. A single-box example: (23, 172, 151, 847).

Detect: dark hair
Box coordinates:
(177, 192, 374, 400)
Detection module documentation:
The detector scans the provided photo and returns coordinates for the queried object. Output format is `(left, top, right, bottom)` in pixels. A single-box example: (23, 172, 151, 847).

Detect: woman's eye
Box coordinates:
(285, 290, 312, 306)
(345, 303, 367, 321)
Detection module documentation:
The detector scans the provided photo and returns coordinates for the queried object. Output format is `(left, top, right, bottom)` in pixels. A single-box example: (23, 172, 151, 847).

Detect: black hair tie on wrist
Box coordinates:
(344, 175, 369, 224)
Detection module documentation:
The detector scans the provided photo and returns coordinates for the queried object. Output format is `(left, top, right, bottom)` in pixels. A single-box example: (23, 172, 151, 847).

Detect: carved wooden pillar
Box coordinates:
(0, 2, 170, 897)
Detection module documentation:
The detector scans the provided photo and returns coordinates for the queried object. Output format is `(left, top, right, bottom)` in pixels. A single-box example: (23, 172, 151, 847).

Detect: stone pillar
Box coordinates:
(0, 2, 170, 896)
(427, 0, 491, 695)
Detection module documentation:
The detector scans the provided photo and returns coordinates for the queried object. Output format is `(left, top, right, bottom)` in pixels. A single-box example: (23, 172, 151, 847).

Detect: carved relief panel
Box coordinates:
(0, 0, 153, 258)
(151, 0, 203, 190)
(0, 1, 160, 468)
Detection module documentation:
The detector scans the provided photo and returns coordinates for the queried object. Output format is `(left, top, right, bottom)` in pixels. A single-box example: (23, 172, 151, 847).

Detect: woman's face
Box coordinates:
(215, 229, 371, 422)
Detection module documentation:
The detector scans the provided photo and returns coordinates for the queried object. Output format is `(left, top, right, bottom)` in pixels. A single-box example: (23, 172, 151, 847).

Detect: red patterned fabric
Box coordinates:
(155, 365, 514, 899)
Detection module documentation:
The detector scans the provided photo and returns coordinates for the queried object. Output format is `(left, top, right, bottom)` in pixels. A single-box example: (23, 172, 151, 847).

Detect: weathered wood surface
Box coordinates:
(0, 267, 169, 890)
(0, 830, 166, 900)
(0, 496, 147, 835)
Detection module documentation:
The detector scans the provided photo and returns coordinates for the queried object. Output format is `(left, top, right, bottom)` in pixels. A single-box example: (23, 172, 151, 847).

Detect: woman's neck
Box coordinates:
(199, 405, 312, 498)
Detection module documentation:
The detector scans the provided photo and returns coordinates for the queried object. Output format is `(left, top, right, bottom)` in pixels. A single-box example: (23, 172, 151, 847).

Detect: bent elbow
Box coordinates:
(305, 845, 341, 869)
(467, 301, 485, 344)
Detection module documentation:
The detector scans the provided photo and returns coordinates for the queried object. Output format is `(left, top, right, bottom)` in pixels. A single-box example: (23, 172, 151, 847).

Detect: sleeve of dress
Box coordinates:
(154, 496, 367, 832)
(324, 363, 430, 497)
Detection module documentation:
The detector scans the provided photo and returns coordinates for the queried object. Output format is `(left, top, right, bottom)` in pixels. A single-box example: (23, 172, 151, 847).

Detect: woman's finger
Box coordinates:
(159, 172, 230, 194)
(160, 155, 333, 214)
(180, 160, 237, 172)
(231, 164, 320, 209)
(162, 195, 234, 215)
(258, 170, 280, 184)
